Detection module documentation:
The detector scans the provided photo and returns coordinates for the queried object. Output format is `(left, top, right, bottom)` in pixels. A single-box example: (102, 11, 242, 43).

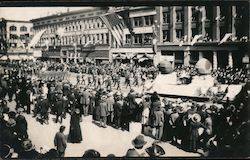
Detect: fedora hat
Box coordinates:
(145, 143, 165, 157)
(132, 135, 147, 148)
(22, 139, 34, 152)
(125, 149, 140, 157)
(17, 108, 24, 114)
(191, 113, 201, 123)
(177, 106, 184, 114)
(82, 149, 101, 158)
(6, 118, 16, 128)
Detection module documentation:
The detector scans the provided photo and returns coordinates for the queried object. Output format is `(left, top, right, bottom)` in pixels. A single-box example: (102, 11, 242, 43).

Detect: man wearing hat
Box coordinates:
(55, 96, 65, 124)
(80, 87, 91, 117)
(18, 139, 40, 159)
(99, 94, 108, 128)
(187, 113, 207, 152)
(106, 92, 114, 126)
(126, 89, 137, 122)
(15, 108, 28, 140)
(54, 125, 67, 157)
(131, 135, 148, 156)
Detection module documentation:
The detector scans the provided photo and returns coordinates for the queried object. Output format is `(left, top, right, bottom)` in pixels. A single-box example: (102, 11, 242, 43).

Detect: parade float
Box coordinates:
(145, 58, 244, 103)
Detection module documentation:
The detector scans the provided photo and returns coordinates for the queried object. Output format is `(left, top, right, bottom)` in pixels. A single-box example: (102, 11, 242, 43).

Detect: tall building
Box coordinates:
(30, 5, 249, 68)
(0, 18, 33, 56)
(155, 5, 249, 69)
(31, 7, 111, 64)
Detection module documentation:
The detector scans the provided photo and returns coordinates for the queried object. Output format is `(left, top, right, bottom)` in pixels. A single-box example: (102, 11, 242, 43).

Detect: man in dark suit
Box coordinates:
(55, 96, 64, 124)
(54, 126, 67, 157)
(80, 88, 91, 116)
(126, 89, 137, 122)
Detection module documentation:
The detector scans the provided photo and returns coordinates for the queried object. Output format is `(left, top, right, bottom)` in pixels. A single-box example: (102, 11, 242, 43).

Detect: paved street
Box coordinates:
(3, 72, 201, 157)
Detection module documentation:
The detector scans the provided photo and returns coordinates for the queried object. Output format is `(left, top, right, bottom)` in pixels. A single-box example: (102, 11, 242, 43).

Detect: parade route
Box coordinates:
(6, 100, 200, 157)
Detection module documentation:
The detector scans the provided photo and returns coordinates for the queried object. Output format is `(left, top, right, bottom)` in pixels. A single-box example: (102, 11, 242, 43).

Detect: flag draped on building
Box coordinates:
(191, 34, 203, 45)
(219, 33, 232, 45)
(55, 27, 65, 40)
(99, 12, 125, 47)
(28, 29, 46, 49)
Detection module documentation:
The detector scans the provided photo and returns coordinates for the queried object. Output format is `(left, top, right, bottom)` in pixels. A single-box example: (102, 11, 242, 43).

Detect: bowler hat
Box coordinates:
(82, 149, 101, 158)
(22, 139, 34, 151)
(125, 149, 140, 157)
(132, 135, 147, 148)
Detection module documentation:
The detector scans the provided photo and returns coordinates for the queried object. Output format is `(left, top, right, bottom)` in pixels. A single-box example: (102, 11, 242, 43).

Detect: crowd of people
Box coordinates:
(0, 59, 249, 158)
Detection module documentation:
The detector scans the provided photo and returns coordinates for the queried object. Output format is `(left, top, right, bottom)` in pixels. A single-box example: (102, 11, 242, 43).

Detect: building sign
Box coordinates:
(49, 46, 61, 51)
(81, 45, 95, 52)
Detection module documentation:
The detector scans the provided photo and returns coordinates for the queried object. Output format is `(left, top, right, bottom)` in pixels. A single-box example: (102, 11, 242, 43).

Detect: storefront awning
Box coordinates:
(86, 50, 109, 59)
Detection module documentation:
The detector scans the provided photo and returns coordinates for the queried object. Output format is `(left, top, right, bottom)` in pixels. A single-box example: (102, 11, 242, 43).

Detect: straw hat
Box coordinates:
(75, 108, 80, 114)
(0, 144, 13, 159)
(191, 113, 201, 123)
(6, 118, 16, 128)
(132, 135, 147, 148)
(145, 143, 165, 157)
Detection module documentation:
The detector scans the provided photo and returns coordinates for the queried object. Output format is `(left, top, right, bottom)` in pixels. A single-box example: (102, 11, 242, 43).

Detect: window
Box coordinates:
(20, 34, 26, 40)
(145, 16, 154, 26)
(162, 30, 170, 42)
(163, 12, 170, 23)
(134, 34, 142, 44)
(20, 26, 27, 32)
(10, 34, 18, 39)
(126, 34, 131, 44)
(176, 29, 184, 40)
(9, 25, 17, 31)
(144, 33, 153, 44)
(176, 10, 184, 22)
(134, 17, 142, 27)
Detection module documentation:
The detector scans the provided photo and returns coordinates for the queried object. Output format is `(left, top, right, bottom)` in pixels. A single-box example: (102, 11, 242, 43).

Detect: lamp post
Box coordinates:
(73, 42, 77, 63)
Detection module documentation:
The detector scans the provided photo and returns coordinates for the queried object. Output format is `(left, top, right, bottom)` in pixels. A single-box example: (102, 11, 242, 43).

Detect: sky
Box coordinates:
(0, 7, 93, 21)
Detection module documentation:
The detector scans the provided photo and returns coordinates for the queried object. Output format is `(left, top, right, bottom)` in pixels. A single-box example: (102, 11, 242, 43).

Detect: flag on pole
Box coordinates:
(191, 34, 203, 46)
(100, 12, 125, 47)
(28, 29, 46, 49)
(84, 41, 92, 47)
(219, 33, 232, 45)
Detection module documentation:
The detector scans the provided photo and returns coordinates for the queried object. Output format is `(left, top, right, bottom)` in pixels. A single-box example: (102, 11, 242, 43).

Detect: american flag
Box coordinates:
(100, 12, 125, 48)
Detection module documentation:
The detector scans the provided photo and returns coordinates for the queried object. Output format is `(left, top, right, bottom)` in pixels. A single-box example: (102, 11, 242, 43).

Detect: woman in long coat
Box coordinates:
(68, 108, 82, 143)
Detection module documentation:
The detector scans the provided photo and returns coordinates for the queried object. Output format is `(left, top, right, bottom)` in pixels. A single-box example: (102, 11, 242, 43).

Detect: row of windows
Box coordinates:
(40, 33, 109, 46)
(34, 18, 105, 34)
(133, 15, 154, 27)
(162, 6, 247, 24)
(125, 33, 153, 44)
(9, 26, 30, 32)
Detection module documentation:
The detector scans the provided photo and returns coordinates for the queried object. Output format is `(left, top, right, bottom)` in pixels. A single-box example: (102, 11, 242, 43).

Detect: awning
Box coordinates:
(86, 50, 109, 59)
(139, 57, 150, 62)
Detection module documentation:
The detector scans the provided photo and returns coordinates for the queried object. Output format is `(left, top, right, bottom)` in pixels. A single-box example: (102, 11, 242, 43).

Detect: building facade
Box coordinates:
(31, 7, 111, 64)
(30, 5, 249, 68)
(155, 5, 249, 69)
(0, 18, 33, 55)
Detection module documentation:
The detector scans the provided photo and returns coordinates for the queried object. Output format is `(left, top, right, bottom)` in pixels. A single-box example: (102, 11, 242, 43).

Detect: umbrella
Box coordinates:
(195, 58, 212, 75)
(158, 60, 173, 74)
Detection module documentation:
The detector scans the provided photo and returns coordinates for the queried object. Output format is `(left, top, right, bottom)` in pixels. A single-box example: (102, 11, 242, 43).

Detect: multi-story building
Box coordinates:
(0, 18, 33, 55)
(31, 7, 111, 64)
(30, 5, 249, 68)
(155, 5, 249, 69)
